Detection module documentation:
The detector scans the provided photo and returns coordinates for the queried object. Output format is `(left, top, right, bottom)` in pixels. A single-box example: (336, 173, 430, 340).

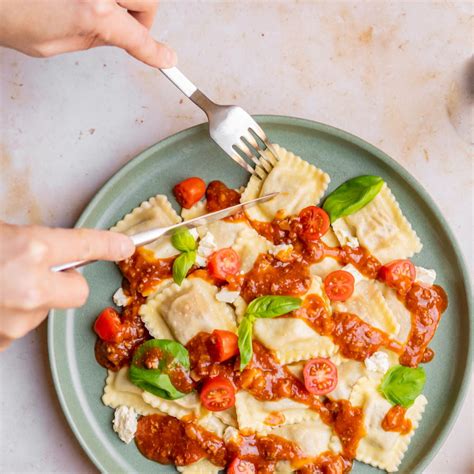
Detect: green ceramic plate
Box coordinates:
(48, 116, 472, 474)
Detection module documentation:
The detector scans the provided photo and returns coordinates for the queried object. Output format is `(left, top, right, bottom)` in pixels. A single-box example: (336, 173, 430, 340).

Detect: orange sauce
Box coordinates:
(381, 405, 412, 435)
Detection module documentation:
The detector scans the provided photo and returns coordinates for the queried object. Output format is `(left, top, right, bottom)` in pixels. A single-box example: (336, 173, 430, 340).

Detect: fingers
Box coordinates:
(0, 308, 48, 340)
(47, 270, 90, 308)
(117, 0, 159, 29)
(99, 7, 177, 68)
(33, 227, 135, 265)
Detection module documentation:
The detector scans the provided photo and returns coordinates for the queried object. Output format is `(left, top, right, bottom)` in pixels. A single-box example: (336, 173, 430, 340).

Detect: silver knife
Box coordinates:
(51, 192, 278, 272)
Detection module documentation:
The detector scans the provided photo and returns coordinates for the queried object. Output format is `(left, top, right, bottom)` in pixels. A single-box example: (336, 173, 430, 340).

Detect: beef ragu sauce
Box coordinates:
(291, 295, 403, 361)
(381, 405, 412, 435)
(95, 248, 174, 370)
(205, 180, 241, 212)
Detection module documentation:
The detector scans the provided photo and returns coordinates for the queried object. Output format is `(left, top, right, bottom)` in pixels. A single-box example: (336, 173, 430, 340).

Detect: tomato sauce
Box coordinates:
(400, 283, 448, 367)
(241, 254, 312, 302)
(332, 312, 403, 361)
(205, 180, 241, 212)
(381, 405, 412, 435)
(136, 414, 226, 466)
(294, 294, 334, 336)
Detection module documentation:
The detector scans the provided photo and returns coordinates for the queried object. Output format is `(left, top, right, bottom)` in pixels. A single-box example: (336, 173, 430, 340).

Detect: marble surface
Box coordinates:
(0, 1, 472, 473)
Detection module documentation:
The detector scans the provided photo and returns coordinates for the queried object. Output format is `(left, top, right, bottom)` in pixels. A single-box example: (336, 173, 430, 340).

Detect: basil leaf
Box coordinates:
(129, 339, 190, 400)
(238, 315, 255, 370)
(172, 250, 196, 285)
(246, 295, 302, 319)
(171, 228, 197, 252)
(379, 365, 426, 408)
(323, 175, 384, 223)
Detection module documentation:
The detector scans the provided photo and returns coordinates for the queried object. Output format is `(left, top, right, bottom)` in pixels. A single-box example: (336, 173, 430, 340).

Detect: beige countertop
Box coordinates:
(0, 1, 472, 472)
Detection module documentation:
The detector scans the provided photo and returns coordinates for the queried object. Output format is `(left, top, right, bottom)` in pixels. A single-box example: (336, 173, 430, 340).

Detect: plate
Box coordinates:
(48, 115, 472, 473)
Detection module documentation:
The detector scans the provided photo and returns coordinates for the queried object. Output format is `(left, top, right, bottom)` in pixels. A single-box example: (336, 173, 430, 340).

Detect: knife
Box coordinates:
(51, 192, 278, 272)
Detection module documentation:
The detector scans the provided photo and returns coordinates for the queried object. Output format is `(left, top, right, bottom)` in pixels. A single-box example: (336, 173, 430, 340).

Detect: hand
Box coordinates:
(0, 222, 135, 350)
(0, 0, 176, 68)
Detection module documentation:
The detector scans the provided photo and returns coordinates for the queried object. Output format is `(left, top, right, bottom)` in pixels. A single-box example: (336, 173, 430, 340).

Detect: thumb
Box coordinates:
(99, 7, 176, 69)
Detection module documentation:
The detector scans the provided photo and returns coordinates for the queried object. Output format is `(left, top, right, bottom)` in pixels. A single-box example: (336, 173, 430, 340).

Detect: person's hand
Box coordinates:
(0, 0, 176, 68)
(0, 222, 135, 350)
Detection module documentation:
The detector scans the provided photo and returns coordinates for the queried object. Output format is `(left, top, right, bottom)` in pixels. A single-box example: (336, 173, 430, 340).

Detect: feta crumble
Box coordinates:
(216, 287, 240, 304)
(223, 426, 241, 444)
(113, 288, 131, 307)
(269, 243, 293, 260)
(196, 231, 217, 267)
(113, 406, 137, 444)
(415, 266, 436, 286)
(364, 351, 390, 374)
(334, 228, 360, 249)
(341, 264, 365, 284)
(188, 228, 199, 240)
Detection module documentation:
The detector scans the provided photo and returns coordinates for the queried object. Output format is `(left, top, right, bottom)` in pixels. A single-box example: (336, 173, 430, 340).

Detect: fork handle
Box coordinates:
(160, 67, 217, 115)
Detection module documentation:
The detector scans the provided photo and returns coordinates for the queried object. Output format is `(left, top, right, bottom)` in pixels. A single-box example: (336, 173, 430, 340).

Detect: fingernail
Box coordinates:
(162, 46, 177, 68)
(119, 236, 135, 258)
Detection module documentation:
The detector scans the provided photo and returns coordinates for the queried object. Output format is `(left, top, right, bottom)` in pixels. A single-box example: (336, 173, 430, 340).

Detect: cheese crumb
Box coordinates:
(223, 426, 241, 444)
(113, 406, 137, 444)
(269, 243, 293, 261)
(364, 351, 390, 374)
(196, 231, 217, 267)
(341, 264, 365, 284)
(334, 228, 360, 249)
(113, 288, 130, 307)
(188, 228, 199, 240)
(216, 287, 240, 304)
(415, 266, 436, 286)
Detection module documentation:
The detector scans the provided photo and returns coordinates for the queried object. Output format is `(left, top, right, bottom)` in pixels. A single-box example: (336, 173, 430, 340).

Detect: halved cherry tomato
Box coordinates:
(303, 358, 338, 395)
(298, 206, 330, 241)
(207, 248, 241, 280)
(94, 307, 123, 342)
(379, 259, 416, 294)
(200, 376, 235, 411)
(173, 177, 206, 209)
(324, 270, 355, 301)
(209, 330, 239, 362)
(227, 458, 256, 474)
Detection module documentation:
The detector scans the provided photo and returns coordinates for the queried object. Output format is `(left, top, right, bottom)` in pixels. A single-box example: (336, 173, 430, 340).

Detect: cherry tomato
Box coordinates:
(207, 248, 241, 280)
(324, 270, 355, 301)
(298, 206, 330, 241)
(93, 307, 123, 342)
(173, 177, 206, 209)
(303, 358, 338, 395)
(379, 259, 416, 294)
(227, 458, 256, 474)
(209, 330, 239, 362)
(200, 376, 235, 411)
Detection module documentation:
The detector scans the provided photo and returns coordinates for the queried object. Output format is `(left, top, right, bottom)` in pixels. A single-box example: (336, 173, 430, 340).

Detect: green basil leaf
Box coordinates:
(172, 250, 196, 285)
(323, 175, 384, 223)
(379, 365, 426, 408)
(246, 295, 302, 319)
(238, 315, 255, 370)
(171, 228, 197, 252)
(129, 339, 190, 400)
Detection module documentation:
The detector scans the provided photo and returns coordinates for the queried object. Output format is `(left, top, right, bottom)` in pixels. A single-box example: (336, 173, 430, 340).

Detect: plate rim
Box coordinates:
(48, 114, 473, 473)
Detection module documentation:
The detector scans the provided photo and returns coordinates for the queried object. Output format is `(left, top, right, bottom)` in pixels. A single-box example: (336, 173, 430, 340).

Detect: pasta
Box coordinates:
(94, 143, 446, 473)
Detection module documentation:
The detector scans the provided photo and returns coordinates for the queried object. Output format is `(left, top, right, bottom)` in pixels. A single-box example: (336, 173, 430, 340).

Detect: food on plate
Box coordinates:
(94, 144, 447, 473)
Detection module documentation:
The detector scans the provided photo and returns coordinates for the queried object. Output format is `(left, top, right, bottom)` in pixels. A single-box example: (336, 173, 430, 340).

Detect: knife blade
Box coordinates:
(51, 192, 278, 272)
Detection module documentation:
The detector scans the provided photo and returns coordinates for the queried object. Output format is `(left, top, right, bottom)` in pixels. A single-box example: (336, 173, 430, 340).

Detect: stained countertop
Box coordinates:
(0, 1, 472, 473)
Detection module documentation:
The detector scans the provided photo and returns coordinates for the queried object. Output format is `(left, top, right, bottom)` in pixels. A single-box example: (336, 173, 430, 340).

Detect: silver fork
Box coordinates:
(160, 67, 279, 176)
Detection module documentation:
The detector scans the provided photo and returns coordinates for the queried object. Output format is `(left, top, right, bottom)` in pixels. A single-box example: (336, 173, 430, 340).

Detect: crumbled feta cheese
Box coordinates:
(364, 351, 390, 374)
(188, 228, 199, 240)
(334, 228, 359, 249)
(113, 288, 131, 307)
(195, 231, 218, 267)
(113, 406, 137, 444)
(415, 266, 436, 286)
(223, 426, 241, 444)
(216, 287, 240, 303)
(341, 264, 365, 284)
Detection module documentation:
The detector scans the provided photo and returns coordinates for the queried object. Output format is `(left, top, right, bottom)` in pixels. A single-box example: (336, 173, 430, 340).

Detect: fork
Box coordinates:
(160, 67, 279, 176)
